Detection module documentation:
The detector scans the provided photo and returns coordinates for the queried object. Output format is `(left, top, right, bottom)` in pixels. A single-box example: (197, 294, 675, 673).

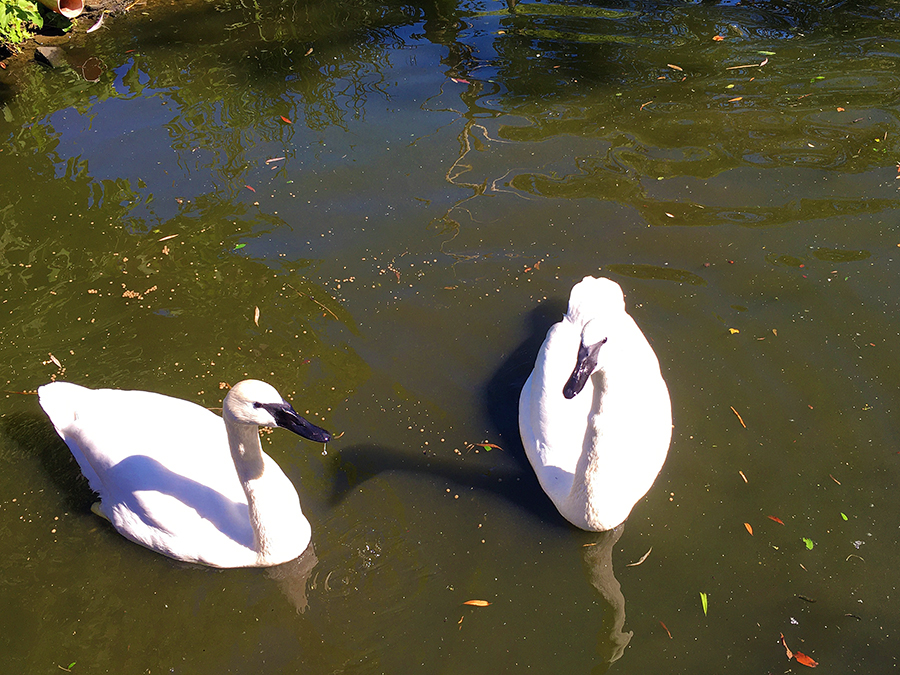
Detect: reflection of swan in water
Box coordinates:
(267, 543, 319, 614)
(583, 524, 632, 671)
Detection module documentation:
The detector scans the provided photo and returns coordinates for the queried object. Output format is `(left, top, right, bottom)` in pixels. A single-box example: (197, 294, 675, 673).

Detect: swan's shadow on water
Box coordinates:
(327, 302, 566, 525)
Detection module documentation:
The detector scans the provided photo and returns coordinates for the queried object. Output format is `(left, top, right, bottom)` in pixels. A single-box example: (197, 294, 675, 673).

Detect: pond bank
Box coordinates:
(0, 0, 171, 92)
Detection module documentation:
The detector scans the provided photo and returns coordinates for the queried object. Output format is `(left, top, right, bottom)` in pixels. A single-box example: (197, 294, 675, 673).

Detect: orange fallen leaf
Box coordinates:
(667, 63, 683, 71)
(463, 600, 490, 607)
(795, 652, 818, 668)
(829, 474, 841, 485)
(738, 470, 748, 483)
(713, 35, 725, 41)
(280, 115, 292, 124)
(245, 185, 256, 192)
(659, 621, 673, 638)
(780, 633, 793, 659)
(728, 96, 743, 102)
(730, 406, 746, 428)
(744, 522, 753, 535)
(837, 107, 845, 112)
(767, 515, 784, 525)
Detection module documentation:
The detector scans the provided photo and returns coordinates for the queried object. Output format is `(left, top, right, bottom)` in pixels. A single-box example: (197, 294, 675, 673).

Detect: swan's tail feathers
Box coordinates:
(38, 382, 105, 495)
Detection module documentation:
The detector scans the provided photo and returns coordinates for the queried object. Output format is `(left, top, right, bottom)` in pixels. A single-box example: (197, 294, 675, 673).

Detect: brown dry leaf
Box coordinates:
(254, 306, 260, 326)
(730, 406, 747, 428)
(626, 547, 652, 567)
(48, 353, 62, 369)
(667, 63, 683, 71)
(795, 652, 818, 668)
(780, 633, 793, 659)
(728, 96, 743, 102)
(463, 600, 491, 607)
(739, 470, 748, 483)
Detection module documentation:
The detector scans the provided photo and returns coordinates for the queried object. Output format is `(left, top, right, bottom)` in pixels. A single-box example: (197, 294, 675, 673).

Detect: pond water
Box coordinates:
(1, 0, 898, 672)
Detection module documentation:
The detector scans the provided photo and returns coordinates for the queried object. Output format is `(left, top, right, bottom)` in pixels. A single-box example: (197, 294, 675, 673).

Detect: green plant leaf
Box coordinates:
(700, 592, 708, 616)
(840, 512, 848, 521)
(802, 537, 814, 550)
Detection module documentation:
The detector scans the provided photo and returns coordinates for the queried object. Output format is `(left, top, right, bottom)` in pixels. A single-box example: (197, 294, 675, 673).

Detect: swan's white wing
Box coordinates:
(519, 319, 595, 507)
(39, 383, 257, 565)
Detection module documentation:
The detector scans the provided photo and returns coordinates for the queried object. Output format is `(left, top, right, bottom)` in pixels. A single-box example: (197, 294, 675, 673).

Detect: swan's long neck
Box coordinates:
(224, 419, 281, 562)
(563, 343, 670, 531)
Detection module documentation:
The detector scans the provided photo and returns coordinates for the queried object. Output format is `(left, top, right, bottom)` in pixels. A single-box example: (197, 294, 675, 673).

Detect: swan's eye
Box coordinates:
(252, 402, 262, 409)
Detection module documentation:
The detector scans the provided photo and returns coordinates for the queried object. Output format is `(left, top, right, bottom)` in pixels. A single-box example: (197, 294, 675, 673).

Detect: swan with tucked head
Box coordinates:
(519, 276, 671, 531)
(38, 379, 331, 568)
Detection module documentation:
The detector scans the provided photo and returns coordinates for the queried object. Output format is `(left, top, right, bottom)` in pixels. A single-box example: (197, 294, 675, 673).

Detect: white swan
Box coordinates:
(38, 380, 331, 568)
(519, 276, 671, 531)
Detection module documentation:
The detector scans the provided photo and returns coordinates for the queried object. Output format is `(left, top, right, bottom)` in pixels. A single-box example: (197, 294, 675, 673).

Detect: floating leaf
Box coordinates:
(802, 537, 814, 550)
(713, 35, 725, 41)
(744, 522, 753, 535)
(245, 184, 256, 192)
(234, 243, 246, 250)
(738, 470, 748, 483)
(780, 633, 793, 659)
(280, 115, 292, 124)
(728, 327, 740, 334)
(253, 306, 260, 326)
(795, 652, 818, 667)
(767, 515, 784, 525)
(463, 600, 490, 607)
(626, 547, 652, 567)
(730, 406, 746, 428)
(700, 592, 708, 616)
(660, 621, 673, 638)
(840, 512, 848, 521)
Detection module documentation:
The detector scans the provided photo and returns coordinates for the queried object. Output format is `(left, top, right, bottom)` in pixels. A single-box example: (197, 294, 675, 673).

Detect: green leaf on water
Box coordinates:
(841, 512, 848, 521)
(758, 50, 776, 55)
(802, 537, 814, 550)
(700, 592, 708, 616)
(234, 243, 246, 250)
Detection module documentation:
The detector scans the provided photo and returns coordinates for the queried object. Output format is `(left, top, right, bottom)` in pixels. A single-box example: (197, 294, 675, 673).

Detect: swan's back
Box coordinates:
(519, 276, 672, 531)
(39, 382, 259, 566)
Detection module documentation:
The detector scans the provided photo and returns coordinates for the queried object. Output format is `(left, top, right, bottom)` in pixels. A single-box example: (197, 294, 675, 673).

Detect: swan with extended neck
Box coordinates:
(519, 276, 671, 531)
(38, 379, 331, 568)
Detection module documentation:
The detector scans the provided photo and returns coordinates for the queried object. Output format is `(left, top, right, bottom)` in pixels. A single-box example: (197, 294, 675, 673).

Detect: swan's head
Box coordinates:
(223, 380, 332, 443)
(563, 319, 607, 400)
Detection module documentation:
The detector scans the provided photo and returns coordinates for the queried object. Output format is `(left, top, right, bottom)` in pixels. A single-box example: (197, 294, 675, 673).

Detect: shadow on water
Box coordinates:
(0, 409, 95, 512)
(326, 298, 569, 525)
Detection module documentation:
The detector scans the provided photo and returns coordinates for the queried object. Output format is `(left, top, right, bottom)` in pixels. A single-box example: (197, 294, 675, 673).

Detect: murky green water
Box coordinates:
(2, 0, 899, 671)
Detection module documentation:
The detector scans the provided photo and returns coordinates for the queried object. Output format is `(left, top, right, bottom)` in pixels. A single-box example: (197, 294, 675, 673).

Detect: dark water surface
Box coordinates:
(2, 0, 898, 672)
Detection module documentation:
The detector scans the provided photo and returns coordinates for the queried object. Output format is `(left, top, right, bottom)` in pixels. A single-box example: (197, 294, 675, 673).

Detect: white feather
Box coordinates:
(519, 277, 672, 531)
(38, 380, 328, 568)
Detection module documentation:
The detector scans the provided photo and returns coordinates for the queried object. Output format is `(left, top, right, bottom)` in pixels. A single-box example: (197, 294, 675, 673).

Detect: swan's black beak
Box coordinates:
(266, 403, 332, 443)
(563, 337, 607, 399)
